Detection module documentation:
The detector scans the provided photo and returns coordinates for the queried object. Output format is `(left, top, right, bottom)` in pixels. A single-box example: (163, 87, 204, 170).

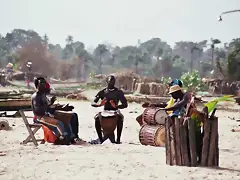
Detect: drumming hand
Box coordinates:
(142, 102, 150, 108)
(110, 100, 116, 108)
(99, 98, 107, 106)
(50, 96, 57, 104)
(91, 103, 100, 107)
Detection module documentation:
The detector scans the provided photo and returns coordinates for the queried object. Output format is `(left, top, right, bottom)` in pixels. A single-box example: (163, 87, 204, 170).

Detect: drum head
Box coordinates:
(154, 109, 167, 125)
(154, 126, 165, 146)
(101, 110, 117, 118)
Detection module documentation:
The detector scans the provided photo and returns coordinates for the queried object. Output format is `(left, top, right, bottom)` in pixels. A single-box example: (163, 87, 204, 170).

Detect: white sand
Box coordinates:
(1, 90, 240, 180)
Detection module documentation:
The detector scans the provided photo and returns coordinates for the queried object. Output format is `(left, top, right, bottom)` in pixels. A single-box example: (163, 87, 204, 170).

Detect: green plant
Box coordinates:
(161, 77, 172, 85)
(180, 70, 206, 92)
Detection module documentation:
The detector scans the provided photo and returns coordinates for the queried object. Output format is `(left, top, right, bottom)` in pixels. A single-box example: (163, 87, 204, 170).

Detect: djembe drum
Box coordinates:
(99, 111, 118, 137)
(53, 110, 73, 126)
(143, 108, 168, 125)
(139, 124, 165, 147)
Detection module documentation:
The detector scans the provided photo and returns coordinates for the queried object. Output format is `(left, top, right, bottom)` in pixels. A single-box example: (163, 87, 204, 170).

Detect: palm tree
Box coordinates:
(66, 35, 73, 45)
(210, 38, 221, 67)
(95, 44, 108, 74)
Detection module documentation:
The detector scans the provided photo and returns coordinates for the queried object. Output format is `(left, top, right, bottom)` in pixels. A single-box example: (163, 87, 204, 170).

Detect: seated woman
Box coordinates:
(32, 77, 75, 145)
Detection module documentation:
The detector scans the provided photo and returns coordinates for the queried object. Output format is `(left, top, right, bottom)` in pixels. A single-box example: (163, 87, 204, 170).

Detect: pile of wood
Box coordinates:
(134, 82, 167, 96)
(165, 107, 219, 167)
(112, 72, 139, 92)
(125, 95, 170, 104)
(202, 78, 240, 95)
(9, 72, 47, 81)
(66, 93, 88, 101)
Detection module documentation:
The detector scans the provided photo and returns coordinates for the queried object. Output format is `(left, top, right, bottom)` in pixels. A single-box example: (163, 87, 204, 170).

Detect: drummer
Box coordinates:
(32, 77, 74, 145)
(160, 84, 191, 118)
(41, 77, 83, 142)
(136, 79, 183, 123)
(90, 75, 128, 144)
(161, 84, 203, 163)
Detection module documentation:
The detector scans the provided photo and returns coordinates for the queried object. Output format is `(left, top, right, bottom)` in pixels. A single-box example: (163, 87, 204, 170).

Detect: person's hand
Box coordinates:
(99, 98, 107, 106)
(91, 104, 100, 108)
(50, 96, 57, 104)
(110, 100, 116, 108)
(142, 102, 150, 108)
(149, 104, 157, 108)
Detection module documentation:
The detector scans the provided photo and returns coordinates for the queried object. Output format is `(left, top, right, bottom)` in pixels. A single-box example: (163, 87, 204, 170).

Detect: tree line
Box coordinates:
(0, 29, 239, 81)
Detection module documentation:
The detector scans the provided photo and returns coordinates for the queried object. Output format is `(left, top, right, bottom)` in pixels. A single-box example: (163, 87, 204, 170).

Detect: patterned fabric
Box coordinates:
(34, 115, 68, 138)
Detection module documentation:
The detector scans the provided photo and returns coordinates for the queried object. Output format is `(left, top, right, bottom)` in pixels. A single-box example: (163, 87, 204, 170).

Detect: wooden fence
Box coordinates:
(165, 107, 219, 167)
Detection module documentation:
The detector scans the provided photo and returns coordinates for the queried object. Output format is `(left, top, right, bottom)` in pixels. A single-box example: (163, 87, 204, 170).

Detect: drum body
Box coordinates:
(139, 124, 165, 147)
(143, 108, 167, 125)
(136, 114, 146, 126)
(100, 111, 118, 136)
(54, 110, 73, 126)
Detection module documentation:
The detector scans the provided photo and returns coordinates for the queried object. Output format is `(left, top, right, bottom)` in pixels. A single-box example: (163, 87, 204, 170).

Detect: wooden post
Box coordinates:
(188, 118, 197, 167)
(208, 116, 218, 167)
(180, 118, 190, 166)
(201, 107, 210, 166)
(165, 117, 172, 165)
(174, 117, 182, 165)
(170, 118, 177, 165)
(215, 117, 219, 167)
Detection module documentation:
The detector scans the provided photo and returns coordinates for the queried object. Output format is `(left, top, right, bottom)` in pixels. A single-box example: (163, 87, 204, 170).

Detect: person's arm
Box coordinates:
(142, 102, 167, 108)
(91, 90, 104, 107)
(164, 94, 189, 111)
(117, 90, 128, 109)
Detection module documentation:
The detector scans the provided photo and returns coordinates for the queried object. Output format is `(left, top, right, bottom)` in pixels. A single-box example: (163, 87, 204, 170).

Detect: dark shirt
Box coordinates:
(94, 87, 128, 110)
(166, 92, 190, 112)
(31, 92, 49, 116)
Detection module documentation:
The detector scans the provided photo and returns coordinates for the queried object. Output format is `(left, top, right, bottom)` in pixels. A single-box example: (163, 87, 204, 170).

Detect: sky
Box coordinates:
(1, 0, 240, 49)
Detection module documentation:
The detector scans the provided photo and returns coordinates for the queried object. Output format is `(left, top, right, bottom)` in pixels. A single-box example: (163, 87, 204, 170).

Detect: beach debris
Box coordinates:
(0, 120, 11, 131)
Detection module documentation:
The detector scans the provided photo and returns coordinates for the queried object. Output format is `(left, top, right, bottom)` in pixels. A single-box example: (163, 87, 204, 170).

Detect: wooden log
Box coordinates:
(0, 99, 31, 107)
(188, 118, 197, 167)
(215, 117, 219, 167)
(0, 105, 32, 112)
(174, 117, 182, 165)
(170, 118, 177, 165)
(201, 107, 210, 166)
(165, 118, 172, 165)
(180, 118, 190, 166)
(207, 116, 218, 167)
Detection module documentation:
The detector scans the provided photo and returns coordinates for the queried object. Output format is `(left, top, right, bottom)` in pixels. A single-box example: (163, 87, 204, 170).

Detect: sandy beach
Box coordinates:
(1, 90, 240, 180)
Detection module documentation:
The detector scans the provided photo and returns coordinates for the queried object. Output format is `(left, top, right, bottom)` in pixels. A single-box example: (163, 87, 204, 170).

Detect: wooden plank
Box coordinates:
(180, 118, 190, 166)
(170, 118, 177, 165)
(201, 107, 210, 166)
(22, 126, 42, 144)
(165, 117, 172, 165)
(207, 117, 218, 167)
(188, 118, 197, 167)
(19, 110, 39, 146)
(174, 117, 182, 165)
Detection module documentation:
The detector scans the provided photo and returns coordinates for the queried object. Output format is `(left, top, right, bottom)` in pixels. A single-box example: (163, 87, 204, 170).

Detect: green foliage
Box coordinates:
(1, 28, 240, 81)
(180, 70, 206, 92)
(161, 77, 172, 85)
